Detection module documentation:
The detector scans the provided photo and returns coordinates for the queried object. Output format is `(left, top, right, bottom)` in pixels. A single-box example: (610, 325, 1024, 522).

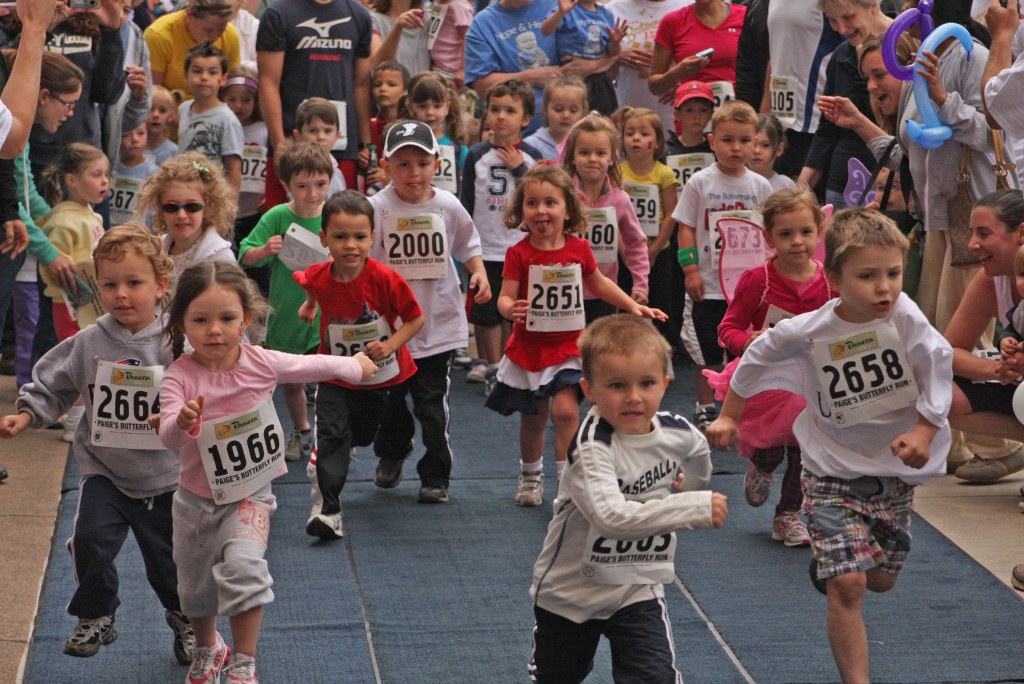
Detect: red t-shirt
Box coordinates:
(293, 258, 422, 389)
(502, 236, 597, 372)
(654, 4, 746, 91)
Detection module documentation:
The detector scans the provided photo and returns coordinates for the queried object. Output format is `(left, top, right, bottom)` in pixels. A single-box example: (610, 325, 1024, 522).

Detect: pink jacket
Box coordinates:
(575, 177, 651, 299)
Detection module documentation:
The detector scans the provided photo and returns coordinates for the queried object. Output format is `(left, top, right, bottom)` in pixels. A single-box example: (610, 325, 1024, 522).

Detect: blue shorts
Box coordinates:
(802, 470, 914, 581)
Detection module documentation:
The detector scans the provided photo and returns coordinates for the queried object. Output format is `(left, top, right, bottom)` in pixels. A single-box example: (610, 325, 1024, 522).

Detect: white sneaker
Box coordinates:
(771, 511, 811, 547)
(515, 471, 544, 507)
(466, 362, 488, 383)
(305, 511, 343, 540)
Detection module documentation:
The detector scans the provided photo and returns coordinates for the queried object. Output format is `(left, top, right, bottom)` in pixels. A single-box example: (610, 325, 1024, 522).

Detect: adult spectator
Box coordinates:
(797, 0, 890, 208)
(733, 0, 766, 109)
(256, 0, 372, 188)
(647, 0, 746, 109)
(144, 0, 240, 96)
(606, 0, 691, 128)
(230, 0, 259, 63)
(464, 0, 574, 135)
(368, 0, 429, 75)
(15, 0, 126, 176)
(760, 0, 842, 178)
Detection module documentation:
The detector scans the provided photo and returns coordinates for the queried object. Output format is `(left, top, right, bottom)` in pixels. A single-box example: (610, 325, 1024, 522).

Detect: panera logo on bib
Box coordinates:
(109, 369, 155, 387)
(343, 325, 378, 343)
(215, 411, 261, 440)
(543, 268, 577, 284)
(397, 216, 432, 231)
(829, 332, 879, 361)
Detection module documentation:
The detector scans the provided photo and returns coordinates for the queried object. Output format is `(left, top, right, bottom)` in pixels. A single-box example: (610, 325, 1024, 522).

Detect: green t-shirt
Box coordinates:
(239, 203, 323, 354)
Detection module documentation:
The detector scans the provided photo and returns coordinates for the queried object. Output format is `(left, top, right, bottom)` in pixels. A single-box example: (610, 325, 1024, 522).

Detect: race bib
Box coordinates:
(109, 176, 143, 225)
(707, 210, 759, 270)
(585, 206, 618, 264)
(666, 153, 715, 195)
(433, 144, 457, 193)
(709, 81, 735, 109)
(278, 223, 330, 271)
(623, 182, 661, 238)
(90, 361, 164, 450)
(763, 303, 793, 328)
(581, 527, 677, 585)
(327, 317, 400, 385)
(811, 322, 919, 428)
(382, 213, 449, 279)
(769, 75, 797, 126)
(526, 263, 585, 333)
(197, 398, 285, 504)
(329, 100, 348, 151)
(715, 216, 769, 302)
(240, 146, 268, 194)
(425, 2, 447, 50)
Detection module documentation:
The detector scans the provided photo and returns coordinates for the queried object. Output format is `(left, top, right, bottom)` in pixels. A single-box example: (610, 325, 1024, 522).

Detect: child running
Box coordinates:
(295, 190, 424, 535)
(559, 113, 650, 321)
(714, 187, 833, 546)
(707, 207, 952, 684)
(618, 106, 681, 348)
(486, 164, 665, 506)
(37, 143, 110, 339)
(136, 152, 237, 284)
(368, 121, 489, 504)
(159, 261, 377, 683)
(0, 224, 195, 665)
(750, 113, 796, 193)
(528, 314, 727, 682)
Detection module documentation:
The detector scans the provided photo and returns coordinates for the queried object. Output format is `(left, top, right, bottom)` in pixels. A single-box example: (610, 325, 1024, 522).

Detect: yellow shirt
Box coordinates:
(37, 201, 104, 299)
(620, 162, 679, 248)
(144, 11, 241, 97)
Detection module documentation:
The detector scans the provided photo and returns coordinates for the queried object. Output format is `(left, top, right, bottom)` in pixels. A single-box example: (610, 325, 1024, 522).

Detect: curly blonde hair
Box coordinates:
(136, 152, 237, 240)
(94, 222, 175, 308)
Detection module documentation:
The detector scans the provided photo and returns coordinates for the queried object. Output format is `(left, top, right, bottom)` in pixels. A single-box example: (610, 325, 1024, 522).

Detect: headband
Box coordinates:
(221, 77, 259, 92)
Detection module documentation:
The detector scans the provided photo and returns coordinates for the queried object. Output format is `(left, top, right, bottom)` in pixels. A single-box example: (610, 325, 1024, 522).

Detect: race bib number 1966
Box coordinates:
(197, 398, 285, 504)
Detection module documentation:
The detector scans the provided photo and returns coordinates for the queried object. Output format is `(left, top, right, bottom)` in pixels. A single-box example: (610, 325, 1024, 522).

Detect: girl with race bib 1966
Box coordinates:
(486, 164, 665, 507)
(159, 260, 377, 684)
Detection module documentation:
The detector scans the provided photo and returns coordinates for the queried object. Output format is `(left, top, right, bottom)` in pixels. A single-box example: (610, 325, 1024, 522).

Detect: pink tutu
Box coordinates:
(703, 359, 804, 458)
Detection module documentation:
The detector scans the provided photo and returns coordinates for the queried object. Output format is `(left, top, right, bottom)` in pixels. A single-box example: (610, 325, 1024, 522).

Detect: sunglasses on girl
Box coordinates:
(161, 202, 205, 214)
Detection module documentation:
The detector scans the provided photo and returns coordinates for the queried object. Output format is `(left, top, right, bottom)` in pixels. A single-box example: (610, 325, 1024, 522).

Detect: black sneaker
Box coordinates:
(374, 459, 405, 488)
(0, 464, 7, 482)
(418, 485, 449, 503)
(165, 609, 196, 665)
(63, 615, 117, 657)
(693, 405, 718, 433)
(809, 557, 827, 596)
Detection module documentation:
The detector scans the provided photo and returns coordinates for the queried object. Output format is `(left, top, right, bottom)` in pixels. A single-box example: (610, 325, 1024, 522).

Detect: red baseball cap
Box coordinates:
(674, 80, 715, 109)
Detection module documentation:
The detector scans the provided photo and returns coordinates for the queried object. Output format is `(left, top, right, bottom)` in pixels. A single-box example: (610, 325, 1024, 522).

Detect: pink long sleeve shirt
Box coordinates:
(577, 177, 651, 299)
(159, 345, 363, 498)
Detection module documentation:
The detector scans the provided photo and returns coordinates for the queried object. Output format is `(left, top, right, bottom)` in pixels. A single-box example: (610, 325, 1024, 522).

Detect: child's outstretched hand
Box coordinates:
(177, 395, 204, 432)
(510, 298, 529, 324)
(632, 304, 667, 321)
(0, 412, 31, 439)
(710, 492, 728, 528)
(298, 298, 318, 324)
(890, 431, 930, 469)
(353, 352, 379, 381)
(705, 415, 737, 451)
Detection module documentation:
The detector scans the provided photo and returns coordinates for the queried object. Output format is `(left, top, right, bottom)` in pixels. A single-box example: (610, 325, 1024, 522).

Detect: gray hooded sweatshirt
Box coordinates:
(17, 314, 179, 499)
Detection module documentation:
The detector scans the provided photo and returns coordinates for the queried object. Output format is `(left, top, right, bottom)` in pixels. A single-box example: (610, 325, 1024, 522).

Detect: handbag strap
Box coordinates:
(991, 128, 1016, 191)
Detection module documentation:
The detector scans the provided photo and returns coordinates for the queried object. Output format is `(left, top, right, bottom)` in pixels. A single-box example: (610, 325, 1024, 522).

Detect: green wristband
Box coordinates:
(677, 247, 698, 267)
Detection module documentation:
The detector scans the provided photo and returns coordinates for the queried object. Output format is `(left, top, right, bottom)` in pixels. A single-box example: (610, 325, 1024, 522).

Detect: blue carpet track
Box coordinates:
(22, 359, 1024, 683)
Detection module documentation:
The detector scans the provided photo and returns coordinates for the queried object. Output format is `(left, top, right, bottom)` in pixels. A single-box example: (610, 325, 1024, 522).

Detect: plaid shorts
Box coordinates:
(802, 470, 915, 581)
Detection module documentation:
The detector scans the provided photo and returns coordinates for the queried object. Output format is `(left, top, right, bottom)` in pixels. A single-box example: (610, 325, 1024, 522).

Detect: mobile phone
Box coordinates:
(69, 0, 99, 9)
(695, 48, 714, 59)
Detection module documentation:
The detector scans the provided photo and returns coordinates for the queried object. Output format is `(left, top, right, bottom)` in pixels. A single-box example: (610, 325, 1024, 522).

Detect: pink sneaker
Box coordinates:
(187, 633, 230, 684)
(224, 653, 259, 683)
(771, 512, 811, 547)
(743, 463, 774, 507)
